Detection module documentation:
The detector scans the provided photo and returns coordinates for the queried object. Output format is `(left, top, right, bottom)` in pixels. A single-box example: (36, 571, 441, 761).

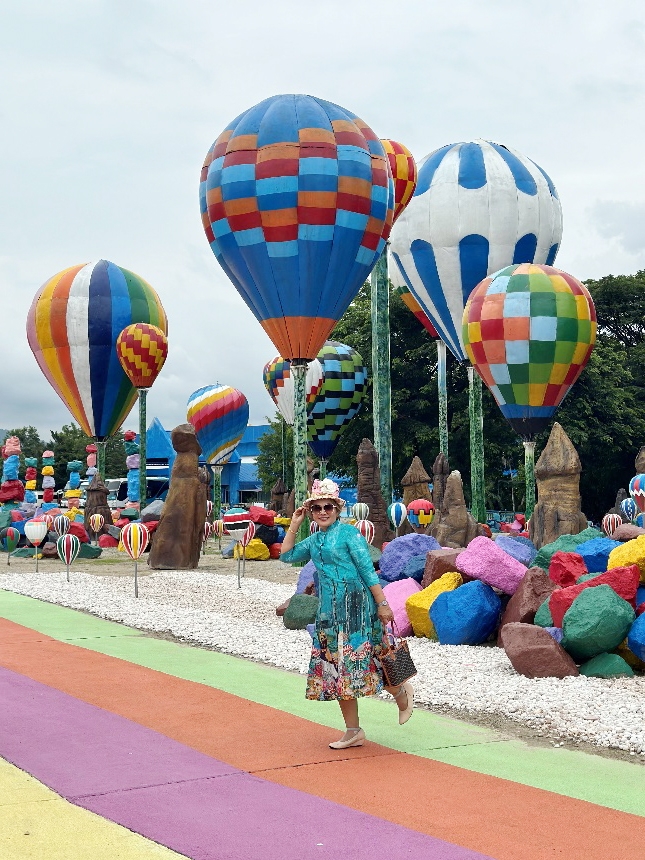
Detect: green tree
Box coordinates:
(4, 427, 46, 462)
(46, 424, 126, 487)
(256, 414, 293, 494)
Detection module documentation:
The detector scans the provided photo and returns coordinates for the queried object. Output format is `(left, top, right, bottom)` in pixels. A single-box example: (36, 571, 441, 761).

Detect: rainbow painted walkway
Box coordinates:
(1, 589, 644, 860)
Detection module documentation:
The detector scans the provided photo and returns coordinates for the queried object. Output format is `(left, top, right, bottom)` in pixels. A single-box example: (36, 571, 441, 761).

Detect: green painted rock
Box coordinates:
(562, 585, 635, 662)
(78, 543, 102, 559)
(533, 528, 604, 571)
(283, 594, 319, 630)
(534, 598, 553, 628)
(579, 653, 634, 678)
(576, 572, 603, 584)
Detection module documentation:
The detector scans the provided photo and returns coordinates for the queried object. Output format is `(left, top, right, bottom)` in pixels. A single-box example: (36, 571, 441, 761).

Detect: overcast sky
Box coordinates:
(2, 1, 644, 440)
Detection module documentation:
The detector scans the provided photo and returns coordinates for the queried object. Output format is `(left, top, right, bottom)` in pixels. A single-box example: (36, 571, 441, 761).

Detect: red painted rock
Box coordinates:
(421, 548, 466, 588)
(67, 521, 90, 543)
(548, 551, 587, 587)
(276, 597, 291, 617)
(549, 564, 640, 628)
(612, 523, 645, 541)
(497, 567, 559, 645)
(98, 534, 119, 548)
(455, 536, 526, 595)
(268, 543, 282, 559)
(500, 622, 579, 678)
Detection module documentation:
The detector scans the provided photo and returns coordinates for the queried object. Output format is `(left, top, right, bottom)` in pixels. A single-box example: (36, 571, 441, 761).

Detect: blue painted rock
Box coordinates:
(627, 612, 645, 661)
(494, 534, 536, 567)
(430, 580, 501, 645)
(456, 536, 526, 595)
(562, 585, 636, 662)
(533, 528, 604, 570)
(576, 537, 621, 574)
(379, 533, 440, 582)
(402, 553, 427, 583)
(500, 623, 578, 678)
(578, 653, 633, 678)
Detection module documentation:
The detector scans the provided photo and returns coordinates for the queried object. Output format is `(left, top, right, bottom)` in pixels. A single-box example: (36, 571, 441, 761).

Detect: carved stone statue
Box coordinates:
(431, 453, 450, 513)
(356, 438, 393, 547)
(430, 470, 482, 548)
(635, 447, 645, 474)
(401, 456, 433, 506)
(149, 424, 206, 569)
(269, 478, 287, 512)
(83, 474, 111, 537)
(529, 422, 588, 549)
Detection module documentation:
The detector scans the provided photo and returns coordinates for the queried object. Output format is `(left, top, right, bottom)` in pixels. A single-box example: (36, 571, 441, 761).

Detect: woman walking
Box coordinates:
(281, 479, 413, 749)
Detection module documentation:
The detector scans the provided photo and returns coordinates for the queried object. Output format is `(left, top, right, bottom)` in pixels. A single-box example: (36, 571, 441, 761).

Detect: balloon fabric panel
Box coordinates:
(307, 341, 367, 460)
(26, 260, 167, 440)
(262, 357, 323, 425)
(200, 94, 394, 360)
(463, 263, 596, 438)
(380, 139, 417, 224)
(186, 385, 249, 465)
(389, 140, 562, 362)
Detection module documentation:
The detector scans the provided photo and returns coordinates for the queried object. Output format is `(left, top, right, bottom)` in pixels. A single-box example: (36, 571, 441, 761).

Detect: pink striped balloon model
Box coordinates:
(57, 533, 81, 583)
(121, 522, 150, 598)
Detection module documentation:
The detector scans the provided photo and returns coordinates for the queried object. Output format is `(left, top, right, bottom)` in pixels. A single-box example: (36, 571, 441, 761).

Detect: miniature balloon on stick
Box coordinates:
(407, 499, 435, 534)
(621, 498, 637, 523)
(387, 501, 408, 537)
(121, 522, 150, 598)
(352, 502, 370, 522)
(24, 520, 48, 573)
(239, 522, 256, 584)
(355, 519, 375, 545)
(89, 513, 104, 545)
(1, 526, 20, 565)
(629, 475, 645, 515)
(602, 513, 622, 538)
(53, 515, 70, 537)
(57, 533, 81, 583)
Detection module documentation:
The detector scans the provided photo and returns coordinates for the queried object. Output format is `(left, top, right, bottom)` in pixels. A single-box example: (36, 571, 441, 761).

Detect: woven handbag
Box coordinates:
(380, 623, 417, 687)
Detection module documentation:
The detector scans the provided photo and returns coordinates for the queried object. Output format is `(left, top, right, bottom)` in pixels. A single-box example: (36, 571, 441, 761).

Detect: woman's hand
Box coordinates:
(290, 506, 307, 532)
(377, 605, 394, 625)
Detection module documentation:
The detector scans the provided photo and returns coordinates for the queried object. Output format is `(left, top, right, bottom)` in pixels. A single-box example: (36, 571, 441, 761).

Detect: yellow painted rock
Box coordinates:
(614, 638, 645, 672)
(234, 538, 270, 561)
(274, 517, 291, 527)
(405, 572, 463, 638)
(608, 535, 645, 583)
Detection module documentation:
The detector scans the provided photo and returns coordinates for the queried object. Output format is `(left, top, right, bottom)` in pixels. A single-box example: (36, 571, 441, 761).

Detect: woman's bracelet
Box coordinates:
(288, 528, 298, 535)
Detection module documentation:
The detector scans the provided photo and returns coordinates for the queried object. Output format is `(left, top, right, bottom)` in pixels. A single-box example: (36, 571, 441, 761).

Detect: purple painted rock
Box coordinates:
(497, 567, 559, 645)
(500, 623, 579, 679)
(455, 536, 526, 595)
(548, 551, 587, 587)
(494, 534, 536, 567)
(421, 548, 466, 588)
(379, 533, 441, 582)
(612, 523, 645, 541)
(296, 560, 317, 594)
(383, 578, 422, 637)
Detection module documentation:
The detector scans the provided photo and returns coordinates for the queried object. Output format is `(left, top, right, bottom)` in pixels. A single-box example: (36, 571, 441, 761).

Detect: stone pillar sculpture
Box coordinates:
(356, 438, 393, 547)
(529, 422, 588, 549)
(269, 478, 287, 511)
(401, 457, 433, 506)
(84, 474, 112, 537)
(431, 452, 450, 513)
(149, 424, 206, 569)
(430, 470, 482, 548)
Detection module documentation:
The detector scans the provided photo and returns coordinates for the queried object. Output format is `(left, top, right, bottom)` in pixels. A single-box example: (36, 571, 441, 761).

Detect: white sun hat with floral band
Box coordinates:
(303, 478, 345, 510)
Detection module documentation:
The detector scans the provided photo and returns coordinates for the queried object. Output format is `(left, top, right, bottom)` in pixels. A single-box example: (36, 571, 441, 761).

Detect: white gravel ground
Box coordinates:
(1, 568, 644, 756)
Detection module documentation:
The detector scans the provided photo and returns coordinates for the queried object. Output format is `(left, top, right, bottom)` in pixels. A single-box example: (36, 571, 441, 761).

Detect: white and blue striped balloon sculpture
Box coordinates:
(388, 501, 408, 536)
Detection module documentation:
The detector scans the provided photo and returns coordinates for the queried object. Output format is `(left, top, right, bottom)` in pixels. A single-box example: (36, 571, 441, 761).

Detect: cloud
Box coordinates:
(590, 201, 645, 255)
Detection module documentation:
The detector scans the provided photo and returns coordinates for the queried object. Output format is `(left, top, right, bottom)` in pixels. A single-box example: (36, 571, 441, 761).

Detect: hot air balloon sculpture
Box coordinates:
(355, 519, 375, 545)
(202, 520, 213, 555)
(116, 323, 169, 509)
(206, 500, 214, 519)
(621, 498, 637, 523)
(629, 475, 645, 516)
(187, 385, 249, 518)
(121, 522, 150, 598)
(24, 520, 48, 573)
(57, 533, 81, 583)
(602, 513, 622, 538)
(27, 260, 167, 477)
(391, 140, 562, 520)
(263, 357, 323, 426)
(1, 526, 20, 565)
(387, 501, 408, 537)
(200, 94, 394, 516)
(53, 515, 70, 537)
(88, 513, 104, 545)
(352, 502, 370, 521)
(369, 139, 417, 502)
(463, 263, 596, 518)
(407, 499, 435, 534)
(223, 507, 252, 585)
(309, 520, 319, 535)
(307, 342, 368, 476)
(212, 518, 225, 552)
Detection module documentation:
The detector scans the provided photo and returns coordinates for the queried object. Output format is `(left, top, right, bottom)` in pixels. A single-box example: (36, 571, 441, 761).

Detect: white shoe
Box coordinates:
(395, 683, 414, 725)
(329, 728, 365, 749)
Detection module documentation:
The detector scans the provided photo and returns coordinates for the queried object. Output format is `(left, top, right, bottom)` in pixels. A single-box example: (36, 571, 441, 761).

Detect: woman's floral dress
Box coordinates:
(281, 520, 384, 701)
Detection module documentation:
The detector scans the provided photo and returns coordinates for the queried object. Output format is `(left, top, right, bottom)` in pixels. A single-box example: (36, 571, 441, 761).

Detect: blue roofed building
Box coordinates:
(144, 418, 270, 505)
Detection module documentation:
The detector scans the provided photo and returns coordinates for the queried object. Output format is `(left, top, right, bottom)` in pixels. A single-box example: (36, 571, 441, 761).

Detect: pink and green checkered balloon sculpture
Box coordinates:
(463, 263, 596, 439)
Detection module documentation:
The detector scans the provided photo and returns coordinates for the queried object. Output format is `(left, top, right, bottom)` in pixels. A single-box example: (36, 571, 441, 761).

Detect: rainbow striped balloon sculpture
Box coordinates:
(27, 260, 167, 440)
(187, 385, 249, 466)
(121, 522, 150, 598)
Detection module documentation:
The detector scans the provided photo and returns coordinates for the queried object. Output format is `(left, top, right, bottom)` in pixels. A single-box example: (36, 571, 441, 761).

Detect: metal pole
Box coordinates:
(371, 246, 393, 503)
(242, 545, 246, 579)
(467, 366, 486, 523)
(211, 464, 222, 519)
(523, 440, 536, 521)
(291, 360, 309, 543)
(35, 542, 39, 574)
(138, 388, 148, 513)
(319, 458, 327, 480)
(97, 440, 106, 481)
(66, 563, 70, 583)
(134, 559, 139, 598)
(437, 340, 449, 458)
(237, 546, 242, 588)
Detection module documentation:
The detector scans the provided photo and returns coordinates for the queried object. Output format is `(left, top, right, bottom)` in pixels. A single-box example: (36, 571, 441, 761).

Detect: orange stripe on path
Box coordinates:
(0, 618, 643, 860)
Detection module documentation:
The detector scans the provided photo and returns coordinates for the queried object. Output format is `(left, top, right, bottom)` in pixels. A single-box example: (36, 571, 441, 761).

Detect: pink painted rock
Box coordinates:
(497, 567, 559, 645)
(501, 623, 579, 678)
(383, 578, 422, 637)
(612, 524, 645, 541)
(421, 548, 466, 588)
(548, 551, 587, 587)
(549, 564, 640, 628)
(455, 536, 526, 595)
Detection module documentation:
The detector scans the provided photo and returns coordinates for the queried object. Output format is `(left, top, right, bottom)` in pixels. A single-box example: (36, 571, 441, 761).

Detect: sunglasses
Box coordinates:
(310, 503, 336, 514)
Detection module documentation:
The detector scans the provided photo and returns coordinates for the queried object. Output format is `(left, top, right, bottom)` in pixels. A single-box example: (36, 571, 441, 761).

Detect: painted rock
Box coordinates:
(430, 580, 501, 646)
(402, 553, 427, 583)
(379, 533, 441, 582)
(548, 551, 587, 587)
(562, 586, 635, 662)
(497, 567, 559, 644)
(578, 653, 634, 678)
(611, 523, 645, 541)
(533, 528, 604, 571)
(421, 548, 466, 588)
(607, 535, 645, 583)
(500, 623, 579, 678)
(494, 534, 536, 567)
(627, 612, 645, 661)
(383, 578, 422, 637)
(576, 537, 621, 574)
(455, 536, 526, 595)
(405, 572, 462, 639)
(549, 565, 640, 627)
(234, 538, 270, 560)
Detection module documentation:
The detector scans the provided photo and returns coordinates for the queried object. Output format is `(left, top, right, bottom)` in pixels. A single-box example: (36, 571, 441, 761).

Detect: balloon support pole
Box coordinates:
(242, 546, 247, 580)
(523, 440, 536, 521)
(237, 545, 242, 588)
(319, 458, 327, 480)
(134, 560, 139, 598)
(437, 341, 449, 458)
(371, 247, 393, 503)
(138, 388, 148, 513)
(467, 366, 486, 524)
(66, 564, 70, 584)
(291, 360, 309, 554)
(211, 465, 222, 520)
(97, 441, 107, 481)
